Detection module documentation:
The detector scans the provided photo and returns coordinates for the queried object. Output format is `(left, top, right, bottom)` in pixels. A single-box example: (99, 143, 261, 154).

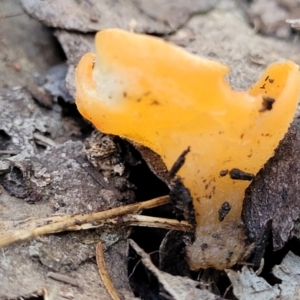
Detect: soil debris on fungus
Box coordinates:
(218, 202, 231, 222)
(259, 97, 275, 112)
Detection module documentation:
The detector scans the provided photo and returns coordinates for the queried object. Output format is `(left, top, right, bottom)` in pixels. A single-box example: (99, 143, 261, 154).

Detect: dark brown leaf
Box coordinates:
(243, 118, 300, 256)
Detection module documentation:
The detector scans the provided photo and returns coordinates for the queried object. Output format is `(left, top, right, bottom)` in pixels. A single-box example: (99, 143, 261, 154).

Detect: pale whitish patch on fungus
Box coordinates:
(76, 29, 300, 270)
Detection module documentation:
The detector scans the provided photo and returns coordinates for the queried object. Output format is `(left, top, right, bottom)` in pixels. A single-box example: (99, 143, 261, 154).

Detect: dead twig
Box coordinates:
(0, 195, 171, 248)
(129, 239, 223, 300)
(96, 242, 121, 300)
(47, 272, 79, 287)
(33, 132, 57, 147)
(255, 258, 264, 276)
(2, 213, 192, 232)
(0, 150, 19, 155)
(129, 239, 164, 280)
(0, 12, 24, 19)
(223, 283, 232, 298)
(106, 214, 192, 232)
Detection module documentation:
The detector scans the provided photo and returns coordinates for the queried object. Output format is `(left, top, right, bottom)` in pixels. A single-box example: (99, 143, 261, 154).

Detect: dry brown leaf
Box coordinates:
(227, 251, 300, 300)
(129, 239, 225, 300)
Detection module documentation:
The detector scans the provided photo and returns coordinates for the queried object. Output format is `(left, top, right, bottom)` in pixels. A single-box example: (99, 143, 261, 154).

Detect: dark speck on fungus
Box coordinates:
(219, 169, 229, 177)
(151, 100, 160, 105)
(259, 97, 275, 112)
(218, 201, 231, 221)
(229, 168, 254, 181)
(168, 147, 190, 179)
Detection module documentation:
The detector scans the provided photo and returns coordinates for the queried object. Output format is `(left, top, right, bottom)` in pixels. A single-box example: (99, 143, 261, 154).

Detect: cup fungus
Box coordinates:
(76, 29, 300, 270)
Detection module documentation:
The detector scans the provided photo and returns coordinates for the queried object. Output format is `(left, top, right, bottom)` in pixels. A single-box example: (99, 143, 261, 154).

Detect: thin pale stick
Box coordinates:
(1, 214, 192, 232)
(0, 195, 170, 248)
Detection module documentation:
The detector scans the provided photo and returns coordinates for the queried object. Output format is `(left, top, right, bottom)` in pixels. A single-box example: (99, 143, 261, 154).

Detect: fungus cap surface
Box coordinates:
(76, 28, 300, 269)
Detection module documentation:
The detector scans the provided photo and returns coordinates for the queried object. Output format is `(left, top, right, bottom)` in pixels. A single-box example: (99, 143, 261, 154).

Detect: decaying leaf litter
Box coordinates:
(1, 0, 300, 299)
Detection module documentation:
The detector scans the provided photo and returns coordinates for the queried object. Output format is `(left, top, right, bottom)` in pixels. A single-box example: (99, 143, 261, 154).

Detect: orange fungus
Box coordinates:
(76, 29, 300, 269)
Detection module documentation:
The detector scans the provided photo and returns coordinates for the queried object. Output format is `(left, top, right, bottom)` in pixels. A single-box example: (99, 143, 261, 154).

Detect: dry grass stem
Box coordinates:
(106, 214, 192, 231)
(0, 195, 174, 248)
(96, 242, 121, 300)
